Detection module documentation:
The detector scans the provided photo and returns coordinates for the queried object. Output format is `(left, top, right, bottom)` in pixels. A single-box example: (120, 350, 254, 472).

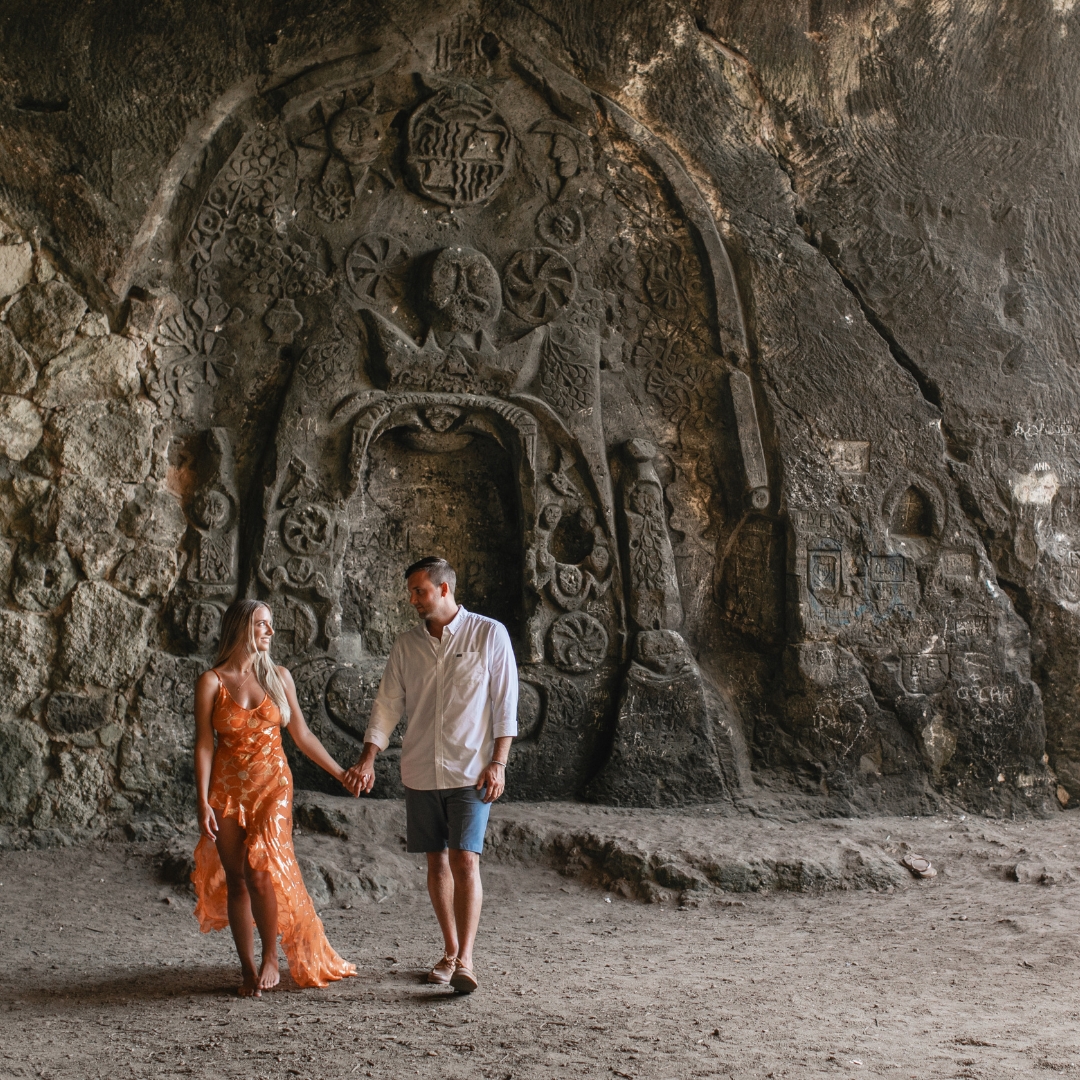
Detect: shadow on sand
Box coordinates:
(4, 964, 473, 1006)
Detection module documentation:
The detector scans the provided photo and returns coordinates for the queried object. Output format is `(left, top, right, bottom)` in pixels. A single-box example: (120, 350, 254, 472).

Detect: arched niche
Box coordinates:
(891, 486, 934, 538)
(884, 475, 945, 542)
(341, 393, 537, 653)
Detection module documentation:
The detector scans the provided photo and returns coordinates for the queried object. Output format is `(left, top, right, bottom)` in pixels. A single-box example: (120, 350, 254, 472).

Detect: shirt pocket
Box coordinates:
(447, 649, 486, 702)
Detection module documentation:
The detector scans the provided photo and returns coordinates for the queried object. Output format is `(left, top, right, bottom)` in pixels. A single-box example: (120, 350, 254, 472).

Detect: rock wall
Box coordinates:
(0, 0, 1075, 840)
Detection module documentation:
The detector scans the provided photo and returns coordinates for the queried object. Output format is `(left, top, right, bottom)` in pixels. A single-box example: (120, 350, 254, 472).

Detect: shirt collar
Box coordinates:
(417, 605, 468, 642)
(444, 606, 468, 637)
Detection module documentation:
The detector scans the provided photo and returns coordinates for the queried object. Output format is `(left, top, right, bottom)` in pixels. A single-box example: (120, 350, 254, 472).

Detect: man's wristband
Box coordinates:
(490, 760, 507, 769)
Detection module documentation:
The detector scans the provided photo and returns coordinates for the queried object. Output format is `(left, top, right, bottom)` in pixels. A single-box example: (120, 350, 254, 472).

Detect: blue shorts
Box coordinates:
(405, 785, 491, 854)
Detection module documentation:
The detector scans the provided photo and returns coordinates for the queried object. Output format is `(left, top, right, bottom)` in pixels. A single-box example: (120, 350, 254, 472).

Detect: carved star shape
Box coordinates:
(297, 86, 397, 197)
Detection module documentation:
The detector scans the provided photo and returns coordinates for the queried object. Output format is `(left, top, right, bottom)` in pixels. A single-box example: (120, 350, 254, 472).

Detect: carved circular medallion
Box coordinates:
(193, 489, 231, 530)
(406, 85, 513, 207)
(503, 248, 577, 325)
(536, 203, 585, 249)
(428, 247, 502, 331)
(328, 106, 384, 168)
(187, 600, 225, 650)
(281, 502, 333, 555)
(346, 234, 409, 305)
(548, 612, 608, 673)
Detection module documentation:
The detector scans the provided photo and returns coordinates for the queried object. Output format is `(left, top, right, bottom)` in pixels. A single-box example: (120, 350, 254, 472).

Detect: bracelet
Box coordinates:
(490, 760, 507, 769)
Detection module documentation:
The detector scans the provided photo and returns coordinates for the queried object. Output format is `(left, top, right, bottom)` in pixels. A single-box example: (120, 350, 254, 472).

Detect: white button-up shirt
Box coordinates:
(363, 607, 519, 790)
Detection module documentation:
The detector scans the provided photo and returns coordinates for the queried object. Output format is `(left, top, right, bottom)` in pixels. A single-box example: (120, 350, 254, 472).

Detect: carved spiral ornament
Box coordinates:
(346, 234, 410, 305)
(281, 502, 333, 555)
(548, 612, 608, 672)
(503, 248, 577, 325)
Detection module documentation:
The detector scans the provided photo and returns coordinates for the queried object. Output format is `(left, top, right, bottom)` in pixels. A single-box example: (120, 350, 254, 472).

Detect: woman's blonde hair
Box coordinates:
(214, 599, 291, 725)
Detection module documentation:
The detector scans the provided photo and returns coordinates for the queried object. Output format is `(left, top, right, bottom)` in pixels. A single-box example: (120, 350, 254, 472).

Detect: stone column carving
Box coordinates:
(172, 427, 239, 652)
(619, 438, 683, 632)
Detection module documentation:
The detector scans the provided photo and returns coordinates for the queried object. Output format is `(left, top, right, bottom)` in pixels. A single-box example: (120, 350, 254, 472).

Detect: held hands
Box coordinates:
(339, 768, 363, 798)
(343, 748, 378, 796)
(478, 760, 506, 804)
(199, 801, 219, 841)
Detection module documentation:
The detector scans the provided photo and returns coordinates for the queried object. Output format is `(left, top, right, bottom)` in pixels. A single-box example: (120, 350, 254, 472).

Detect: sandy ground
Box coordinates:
(2, 803, 1080, 1080)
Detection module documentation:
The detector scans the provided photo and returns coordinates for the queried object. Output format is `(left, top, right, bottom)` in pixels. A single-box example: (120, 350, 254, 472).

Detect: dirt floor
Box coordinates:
(2, 800, 1080, 1080)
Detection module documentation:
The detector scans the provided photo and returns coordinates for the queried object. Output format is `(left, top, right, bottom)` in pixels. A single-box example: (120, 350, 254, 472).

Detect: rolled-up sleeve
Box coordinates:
(487, 623, 519, 739)
(364, 643, 406, 750)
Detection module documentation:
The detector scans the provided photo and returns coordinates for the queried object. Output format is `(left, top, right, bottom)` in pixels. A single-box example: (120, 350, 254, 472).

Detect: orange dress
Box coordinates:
(192, 681, 356, 988)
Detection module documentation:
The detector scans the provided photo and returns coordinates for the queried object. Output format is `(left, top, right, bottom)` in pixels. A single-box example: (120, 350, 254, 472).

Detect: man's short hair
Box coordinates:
(405, 556, 457, 592)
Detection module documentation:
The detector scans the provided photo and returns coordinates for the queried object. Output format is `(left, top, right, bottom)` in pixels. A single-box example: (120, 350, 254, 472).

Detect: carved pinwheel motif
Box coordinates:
(503, 247, 577, 325)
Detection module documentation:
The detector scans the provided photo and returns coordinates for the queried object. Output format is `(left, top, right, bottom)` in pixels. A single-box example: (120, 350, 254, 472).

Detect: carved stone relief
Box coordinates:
(120, 13, 1039, 814)
(586, 630, 732, 806)
(169, 428, 240, 651)
(135, 18, 761, 804)
(0, 3, 1068, 835)
(618, 438, 683, 633)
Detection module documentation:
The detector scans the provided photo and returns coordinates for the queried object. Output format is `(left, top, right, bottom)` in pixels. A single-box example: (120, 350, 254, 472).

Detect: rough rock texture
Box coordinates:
(33, 748, 109, 830)
(0, 1, 1078, 840)
(54, 477, 128, 579)
(0, 242, 33, 300)
(0, 395, 41, 461)
(118, 652, 203, 819)
(5, 281, 86, 365)
(52, 399, 153, 482)
(0, 609, 53, 710)
(292, 791, 910, 903)
(0, 717, 47, 821)
(34, 334, 140, 408)
(60, 581, 153, 690)
(0, 325, 37, 396)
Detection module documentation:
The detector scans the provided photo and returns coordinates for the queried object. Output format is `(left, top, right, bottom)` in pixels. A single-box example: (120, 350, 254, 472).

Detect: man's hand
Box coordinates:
(477, 760, 506, 804)
(344, 744, 379, 794)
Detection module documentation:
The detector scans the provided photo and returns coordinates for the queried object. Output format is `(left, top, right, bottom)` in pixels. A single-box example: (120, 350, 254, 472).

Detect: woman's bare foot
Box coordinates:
(258, 953, 280, 991)
(238, 966, 261, 998)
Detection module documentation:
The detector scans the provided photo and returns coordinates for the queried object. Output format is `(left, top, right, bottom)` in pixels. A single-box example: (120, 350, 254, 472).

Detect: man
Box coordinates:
(347, 556, 517, 994)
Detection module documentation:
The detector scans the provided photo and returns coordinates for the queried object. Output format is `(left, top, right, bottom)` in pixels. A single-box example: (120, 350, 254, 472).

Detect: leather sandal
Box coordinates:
(449, 960, 478, 994)
(427, 954, 457, 985)
(901, 853, 937, 878)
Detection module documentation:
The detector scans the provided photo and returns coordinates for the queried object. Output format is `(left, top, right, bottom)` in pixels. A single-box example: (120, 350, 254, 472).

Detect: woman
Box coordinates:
(192, 598, 361, 997)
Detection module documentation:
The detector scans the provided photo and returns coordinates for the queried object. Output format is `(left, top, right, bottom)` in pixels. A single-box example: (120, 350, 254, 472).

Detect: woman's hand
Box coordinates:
(339, 768, 362, 798)
(344, 744, 378, 795)
(194, 670, 221, 841)
(200, 801, 219, 841)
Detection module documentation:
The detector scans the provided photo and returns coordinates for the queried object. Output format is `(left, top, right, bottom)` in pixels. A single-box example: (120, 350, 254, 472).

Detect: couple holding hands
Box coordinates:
(191, 557, 517, 997)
